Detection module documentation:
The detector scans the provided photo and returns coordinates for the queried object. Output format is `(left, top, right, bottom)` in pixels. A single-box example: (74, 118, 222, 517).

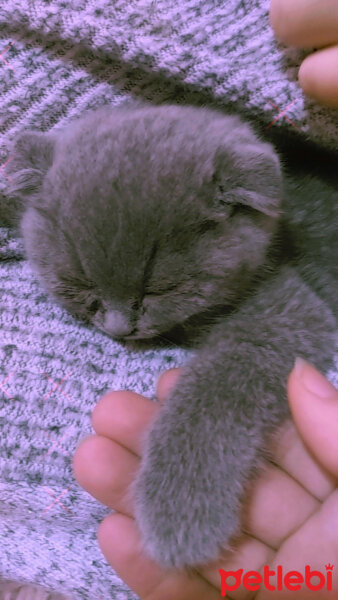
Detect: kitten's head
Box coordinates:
(9, 105, 282, 341)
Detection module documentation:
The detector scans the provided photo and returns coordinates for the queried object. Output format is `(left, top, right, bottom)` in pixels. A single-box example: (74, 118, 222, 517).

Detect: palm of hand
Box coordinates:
(74, 362, 338, 599)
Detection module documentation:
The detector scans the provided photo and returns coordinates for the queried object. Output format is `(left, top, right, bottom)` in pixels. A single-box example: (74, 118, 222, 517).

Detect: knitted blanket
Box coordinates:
(0, 1, 337, 599)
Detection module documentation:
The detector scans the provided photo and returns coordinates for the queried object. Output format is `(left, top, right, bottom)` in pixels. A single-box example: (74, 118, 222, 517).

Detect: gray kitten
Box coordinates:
(7, 105, 337, 568)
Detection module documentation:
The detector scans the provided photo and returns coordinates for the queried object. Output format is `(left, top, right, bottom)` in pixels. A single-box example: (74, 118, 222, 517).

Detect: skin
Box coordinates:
(269, 0, 338, 108)
(73, 359, 338, 599)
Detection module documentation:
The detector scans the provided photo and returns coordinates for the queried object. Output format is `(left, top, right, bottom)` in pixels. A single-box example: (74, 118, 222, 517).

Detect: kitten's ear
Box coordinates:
(8, 131, 55, 201)
(212, 142, 282, 218)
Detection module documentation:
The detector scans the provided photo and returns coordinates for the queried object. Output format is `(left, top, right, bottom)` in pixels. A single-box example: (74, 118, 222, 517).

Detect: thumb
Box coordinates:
(287, 357, 338, 479)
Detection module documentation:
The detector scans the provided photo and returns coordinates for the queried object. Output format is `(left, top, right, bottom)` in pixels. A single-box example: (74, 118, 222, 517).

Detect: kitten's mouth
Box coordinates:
(120, 303, 236, 345)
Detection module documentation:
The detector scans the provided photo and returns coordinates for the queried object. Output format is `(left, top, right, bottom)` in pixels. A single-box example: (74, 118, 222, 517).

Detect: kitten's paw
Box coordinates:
(132, 407, 243, 568)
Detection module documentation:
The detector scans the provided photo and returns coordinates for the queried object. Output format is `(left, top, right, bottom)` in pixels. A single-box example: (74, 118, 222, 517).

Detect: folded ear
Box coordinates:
(212, 141, 282, 219)
(7, 131, 55, 202)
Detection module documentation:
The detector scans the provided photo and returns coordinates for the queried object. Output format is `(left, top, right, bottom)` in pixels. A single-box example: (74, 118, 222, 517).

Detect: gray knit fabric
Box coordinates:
(0, 1, 337, 599)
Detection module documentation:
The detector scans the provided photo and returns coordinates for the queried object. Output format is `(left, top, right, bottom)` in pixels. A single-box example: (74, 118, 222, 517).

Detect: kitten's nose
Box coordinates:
(103, 310, 134, 337)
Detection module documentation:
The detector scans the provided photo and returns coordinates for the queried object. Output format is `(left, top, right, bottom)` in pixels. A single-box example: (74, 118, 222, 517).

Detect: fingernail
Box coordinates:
(294, 357, 335, 398)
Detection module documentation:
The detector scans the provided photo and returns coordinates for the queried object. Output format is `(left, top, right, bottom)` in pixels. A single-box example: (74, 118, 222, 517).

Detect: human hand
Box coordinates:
(270, 0, 338, 108)
(74, 359, 338, 599)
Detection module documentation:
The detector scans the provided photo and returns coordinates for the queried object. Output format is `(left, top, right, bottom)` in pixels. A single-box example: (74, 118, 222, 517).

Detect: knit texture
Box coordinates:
(0, 1, 337, 599)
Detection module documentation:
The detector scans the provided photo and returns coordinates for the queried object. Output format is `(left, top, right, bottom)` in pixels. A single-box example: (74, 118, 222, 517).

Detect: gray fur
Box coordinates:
(7, 105, 338, 568)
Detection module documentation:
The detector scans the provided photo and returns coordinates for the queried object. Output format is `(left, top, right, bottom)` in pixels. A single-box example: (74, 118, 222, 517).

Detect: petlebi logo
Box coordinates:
(219, 563, 334, 596)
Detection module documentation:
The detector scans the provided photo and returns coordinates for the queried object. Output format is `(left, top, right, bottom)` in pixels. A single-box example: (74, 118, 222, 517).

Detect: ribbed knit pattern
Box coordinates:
(0, 1, 337, 599)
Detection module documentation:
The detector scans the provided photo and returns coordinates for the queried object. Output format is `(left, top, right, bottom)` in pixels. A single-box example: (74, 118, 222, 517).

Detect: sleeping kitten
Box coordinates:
(7, 105, 337, 568)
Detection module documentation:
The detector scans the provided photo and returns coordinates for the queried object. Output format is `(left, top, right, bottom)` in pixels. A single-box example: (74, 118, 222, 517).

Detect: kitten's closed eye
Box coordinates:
(87, 299, 101, 314)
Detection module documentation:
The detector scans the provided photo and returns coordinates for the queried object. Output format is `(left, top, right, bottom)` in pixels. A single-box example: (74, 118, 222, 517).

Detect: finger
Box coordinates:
(91, 368, 184, 455)
(98, 513, 222, 600)
(156, 367, 184, 402)
(256, 490, 338, 599)
(298, 45, 338, 109)
(288, 359, 338, 478)
(91, 391, 160, 456)
(243, 463, 319, 549)
(269, 420, 336, 501)
(270, 0, 338, 48)
(73, 435, 138, 515)
(200, 534, 275, 598)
